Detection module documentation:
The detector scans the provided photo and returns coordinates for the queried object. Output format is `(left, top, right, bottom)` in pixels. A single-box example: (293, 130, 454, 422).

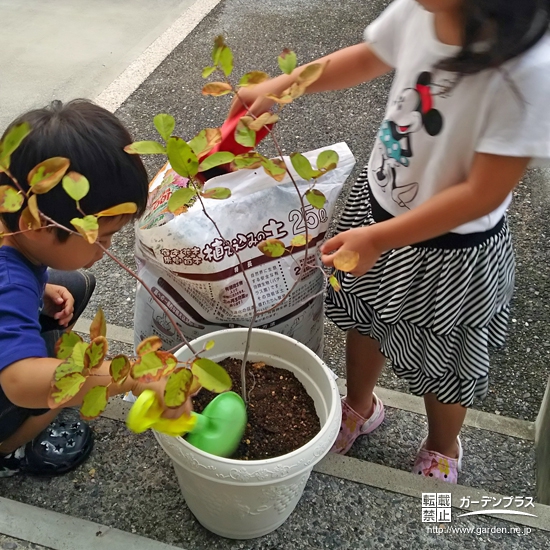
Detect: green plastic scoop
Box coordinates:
(126, 390, 247, 458)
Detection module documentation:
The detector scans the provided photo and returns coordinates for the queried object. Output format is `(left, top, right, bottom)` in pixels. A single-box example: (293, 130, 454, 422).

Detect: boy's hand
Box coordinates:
(43, 284, 75, 327)
(320, 227, 384, 278)
(132, 377, 193, 420)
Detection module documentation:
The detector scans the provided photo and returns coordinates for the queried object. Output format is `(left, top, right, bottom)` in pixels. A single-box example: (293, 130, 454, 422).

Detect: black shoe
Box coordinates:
(0, 409, 93, 477)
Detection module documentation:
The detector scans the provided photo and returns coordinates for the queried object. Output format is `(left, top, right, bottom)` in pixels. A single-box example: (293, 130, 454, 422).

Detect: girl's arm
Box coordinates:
(321, 153, 530, 276)
(228, 43, 392, 118)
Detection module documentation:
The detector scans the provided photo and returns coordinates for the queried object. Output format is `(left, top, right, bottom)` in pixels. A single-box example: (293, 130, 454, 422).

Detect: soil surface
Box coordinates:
(192, 358, 320, 460)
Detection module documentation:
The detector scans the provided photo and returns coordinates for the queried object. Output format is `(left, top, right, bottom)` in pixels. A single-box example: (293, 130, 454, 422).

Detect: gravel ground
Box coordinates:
(0, 537, 50, 550)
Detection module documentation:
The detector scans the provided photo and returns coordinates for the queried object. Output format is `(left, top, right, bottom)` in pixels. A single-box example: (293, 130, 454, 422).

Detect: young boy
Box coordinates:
(0, 99, 188, 477)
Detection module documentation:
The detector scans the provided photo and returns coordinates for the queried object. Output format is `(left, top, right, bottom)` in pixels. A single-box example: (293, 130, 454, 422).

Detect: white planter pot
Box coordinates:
(155, 328, 341, 539)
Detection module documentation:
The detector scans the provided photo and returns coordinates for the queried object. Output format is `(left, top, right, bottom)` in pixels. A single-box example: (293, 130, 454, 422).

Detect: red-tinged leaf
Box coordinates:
(48, 372, 86, 408)
(137, 336, 163, 356)
(61, 172, 90, 201)
(200, 187, 231, 200)
(266, 82, 305, 104)
(232, 152, 264, 170)
(124, 141, 166, 154)
(258, 238, 286, 258)
(131, 351, 165, 383)
(55, 331, 84, 360)
(198, 152, 235, 172)
(164, 368, 193, 408)
(188, 376, 202, 396)
(329, 274, 341, 292)
(202, 82, 232, 96)
(80, 386, 109, 420)
(167, 187, 196, 213)
(0, 122, 31, 168)
(192, 357, 232, 393)
(189, 128, 222, 158)
(167, 137, 199, 178)
(317, 149, 339, 172)
(28, 157, 70, 194)
(95, 202, 137, 218)
(247, 113, 279, 132)
(53, 358, 84, 381)
(84, 336, 108, 371)
(0, 186, 23, 213)
(262, 158, 286, 182)
(265, 92, 294, 105)
(296, 62, 327, 88)
(110, 354, 131, 384)
(238, 71, 270, 87)
(305, 189, 327, 209)
(89, 309, 106, 339)
(211, 35, 226, 64)
(154, 114, 175, 142)
(71, 215, 98, 244)
(278, 48, 297, 75)
(333, 250, 360, 273)
(235, 119, 256, 148)
(21, 195, 41, 230)
(157, 351, 178, 377)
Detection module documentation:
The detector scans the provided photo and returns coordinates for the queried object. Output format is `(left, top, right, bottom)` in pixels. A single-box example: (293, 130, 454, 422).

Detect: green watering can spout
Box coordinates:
(126, 390, 247, 458)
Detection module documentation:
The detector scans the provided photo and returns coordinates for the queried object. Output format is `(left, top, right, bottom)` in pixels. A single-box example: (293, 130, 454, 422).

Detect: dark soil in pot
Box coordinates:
(192, 357, 321, 460)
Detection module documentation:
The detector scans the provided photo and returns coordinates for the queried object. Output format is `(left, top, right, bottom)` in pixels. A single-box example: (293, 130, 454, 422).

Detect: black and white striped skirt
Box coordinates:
(325, 168, 515, 407)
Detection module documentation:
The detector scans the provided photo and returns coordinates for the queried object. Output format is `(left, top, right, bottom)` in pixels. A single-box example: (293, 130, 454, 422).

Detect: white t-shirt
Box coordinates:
(365, 0, 550, 233)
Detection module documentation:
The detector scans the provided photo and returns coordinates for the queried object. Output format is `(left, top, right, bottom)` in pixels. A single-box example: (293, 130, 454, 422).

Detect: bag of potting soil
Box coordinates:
(133, 142, 355, 355)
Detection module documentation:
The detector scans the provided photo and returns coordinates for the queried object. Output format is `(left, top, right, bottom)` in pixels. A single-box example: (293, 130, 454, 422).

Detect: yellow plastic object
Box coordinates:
(126, 390, 197, 437)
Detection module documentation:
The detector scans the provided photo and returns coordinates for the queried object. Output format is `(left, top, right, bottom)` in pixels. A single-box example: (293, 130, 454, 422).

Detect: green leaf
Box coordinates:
(290, 153, 319, 181)
(48, 372, 86, 408)
(0, 186, 24, 213)
(219, 45, 234, 77)
(258, 238, 286, 258)
(205, 340, 215, 351)
(329, 275, 341, 292)
(154, 114, 175, 142)
(238, 71, 270, 87)
(278, 48, 297, 75)
(71, 215, 99, 244)
(158, 351, 179, 377)
(164, 368, 193, 408)
(84, 336, 108, 371)
(80, 386, 109, 420)
(290, 235, 308, 247)
(262, 158, 287, 182)
(53, 358, 84, 381)
(189, 128, 222, 158)
(192, 357, 232, 393)
(202, 66, 216, 78)
(198, 152, 235, 172)
(233, 152, 264, 169)
(202, 82, 233, 96)
(0, 122, 31, 168)
(167, 137, 199, 178)
(167, 187, 197, 213)
(28, 157, 70, 194)
(55, 331, 84, 359)
(132, 351, 165, 383)
(90, 309, 106, 339)
(70, 341, 88, 367)
(136, 335, 163, 356)
(212, 35, 225, 64)
(124, 141, 166, 155)
(305, 189, 327, 209)
(62, 172, 90, 202)
(110, 354, 131, 384)
(317, 150, 339, 171)
(201, 187, 231, 200)
(235, 119, 256, 148)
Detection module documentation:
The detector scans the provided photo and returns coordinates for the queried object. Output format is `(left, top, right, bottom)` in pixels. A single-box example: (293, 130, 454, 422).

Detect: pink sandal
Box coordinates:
(412, 437, 463, 483)
(331, 394, 385, 455)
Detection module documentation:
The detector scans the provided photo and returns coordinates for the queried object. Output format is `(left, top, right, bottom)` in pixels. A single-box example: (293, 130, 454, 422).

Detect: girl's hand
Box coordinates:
(42, 284, 75, 327)
(320, 227, 383, 278)
(228, 82, 277, 119)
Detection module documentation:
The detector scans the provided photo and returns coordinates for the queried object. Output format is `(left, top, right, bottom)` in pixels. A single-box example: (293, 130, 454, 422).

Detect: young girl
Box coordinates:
(228, 0, 550, 482)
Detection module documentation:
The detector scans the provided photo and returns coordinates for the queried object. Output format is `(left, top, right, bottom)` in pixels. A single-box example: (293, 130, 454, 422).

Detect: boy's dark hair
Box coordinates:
(0, 99, 148, 241)
(437, 0, 549, 75)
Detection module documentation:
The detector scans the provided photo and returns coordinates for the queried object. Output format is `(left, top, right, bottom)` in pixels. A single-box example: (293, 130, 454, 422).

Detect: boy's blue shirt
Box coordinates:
(0, 246, 48, 371)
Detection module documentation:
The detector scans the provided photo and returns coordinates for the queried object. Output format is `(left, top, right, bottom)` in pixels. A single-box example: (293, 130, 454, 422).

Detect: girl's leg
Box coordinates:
(423, 392, 466, 458)
(345, 328, 386, 417)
